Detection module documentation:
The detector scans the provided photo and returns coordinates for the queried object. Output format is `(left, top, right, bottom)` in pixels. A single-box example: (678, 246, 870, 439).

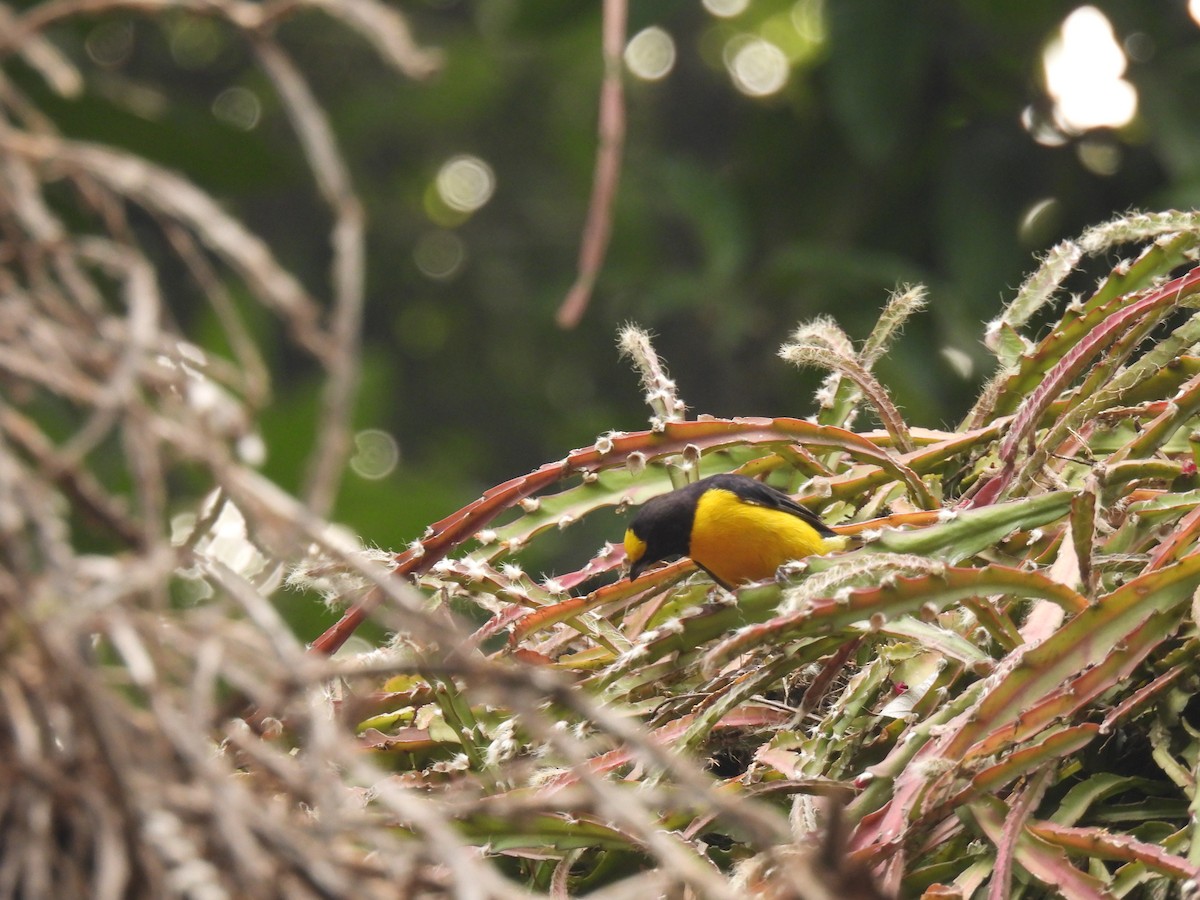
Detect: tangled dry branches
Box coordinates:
(0, 2, 483, 896)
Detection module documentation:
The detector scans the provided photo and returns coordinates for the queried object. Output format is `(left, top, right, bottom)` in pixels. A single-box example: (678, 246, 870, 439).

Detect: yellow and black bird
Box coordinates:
(623, 473, 844, 589)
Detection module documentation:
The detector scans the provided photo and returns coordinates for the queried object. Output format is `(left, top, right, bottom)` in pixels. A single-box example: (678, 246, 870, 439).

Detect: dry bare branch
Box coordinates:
(556, 0, 627, 328)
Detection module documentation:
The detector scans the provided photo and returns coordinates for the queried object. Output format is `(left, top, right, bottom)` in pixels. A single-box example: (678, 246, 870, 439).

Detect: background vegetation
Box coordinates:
(6, 1, 1200, 897)
(17, 0, 1200, 595)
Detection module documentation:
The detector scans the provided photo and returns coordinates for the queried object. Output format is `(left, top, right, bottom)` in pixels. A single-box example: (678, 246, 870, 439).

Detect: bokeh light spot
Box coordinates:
(791, 0, 826, 43)
(940, 347, 974, 380)
(1123, 32, 1154, 63)
(1017, 197, 1062, 247)
(703, 0, 750, 17)
(726, 37, 790, 97)
(212, 87, 261, 131)
(1077, 136, 1122, 176)
(624, 26, 676, 81)
(1021, 105, 1069, 148)
(1190, 0, 1200, 28)
(414, 230, 466, 280)
(349, 429, 400, 481)
(169, 17, 224, 70)
(436, 155, 496, 214)
(1042, 6, 1137, 133)
(86, 21, 134, 68)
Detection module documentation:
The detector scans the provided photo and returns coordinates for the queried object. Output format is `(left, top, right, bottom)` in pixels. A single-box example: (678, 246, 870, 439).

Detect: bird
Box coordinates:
(623, 473, 846, 589)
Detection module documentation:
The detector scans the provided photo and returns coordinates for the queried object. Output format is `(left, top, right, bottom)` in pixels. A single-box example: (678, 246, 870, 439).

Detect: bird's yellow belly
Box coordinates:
(688, 488, 830, 586)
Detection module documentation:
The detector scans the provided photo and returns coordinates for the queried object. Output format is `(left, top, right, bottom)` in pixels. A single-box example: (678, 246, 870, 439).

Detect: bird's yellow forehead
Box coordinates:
(623, 528, 647, 564)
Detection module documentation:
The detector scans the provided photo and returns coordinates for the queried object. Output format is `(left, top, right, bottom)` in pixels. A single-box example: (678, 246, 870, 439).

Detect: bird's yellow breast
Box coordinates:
(689, 488, 832, 586)
(623, 529, 647, 566)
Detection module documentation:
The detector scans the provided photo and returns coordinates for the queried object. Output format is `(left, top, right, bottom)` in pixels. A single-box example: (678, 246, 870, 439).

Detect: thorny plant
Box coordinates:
(307, 211, 1200, 898)
(5, 4, 1200, 900)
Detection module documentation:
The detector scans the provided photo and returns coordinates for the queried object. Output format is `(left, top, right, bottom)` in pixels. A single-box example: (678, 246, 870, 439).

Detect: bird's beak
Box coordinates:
(628, 558, 648, 581)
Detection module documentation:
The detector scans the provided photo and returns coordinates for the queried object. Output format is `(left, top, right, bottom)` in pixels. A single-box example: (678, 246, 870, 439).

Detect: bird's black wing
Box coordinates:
(706, 474, 838, 537)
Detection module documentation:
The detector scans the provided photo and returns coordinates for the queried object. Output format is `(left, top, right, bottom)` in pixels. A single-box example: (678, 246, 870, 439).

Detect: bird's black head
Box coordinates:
(623, 487, 697, 580)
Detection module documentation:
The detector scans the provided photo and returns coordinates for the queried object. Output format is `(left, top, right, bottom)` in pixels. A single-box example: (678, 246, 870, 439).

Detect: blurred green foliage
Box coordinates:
(18, 0, 1200, 580)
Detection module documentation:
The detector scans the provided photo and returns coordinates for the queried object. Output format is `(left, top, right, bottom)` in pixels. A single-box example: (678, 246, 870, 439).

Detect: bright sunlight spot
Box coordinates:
(703, 0, 750, 17)
(435, 155, 495, 214)
(624, 26, 676, 81)
(1042, 6, 1137, 133)
(726, 36, 790, 97)
(1190, 0, 1200, 28)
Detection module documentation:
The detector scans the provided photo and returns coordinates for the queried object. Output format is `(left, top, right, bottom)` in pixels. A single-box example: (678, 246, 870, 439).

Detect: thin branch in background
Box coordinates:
(160, 222, 271, 409)
(0, 403, 144, 549)
(0, 130, 334, 361)
(555, 0, 627, 329)
(306, 0, 443, 79)
(0, 1, 82, 97)
(254, 37, 364, 516)
(59, 238, 160, 467)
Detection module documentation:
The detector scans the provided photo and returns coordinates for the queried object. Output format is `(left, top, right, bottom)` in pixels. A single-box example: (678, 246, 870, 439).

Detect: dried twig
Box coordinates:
(555, 0, 627, 328)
